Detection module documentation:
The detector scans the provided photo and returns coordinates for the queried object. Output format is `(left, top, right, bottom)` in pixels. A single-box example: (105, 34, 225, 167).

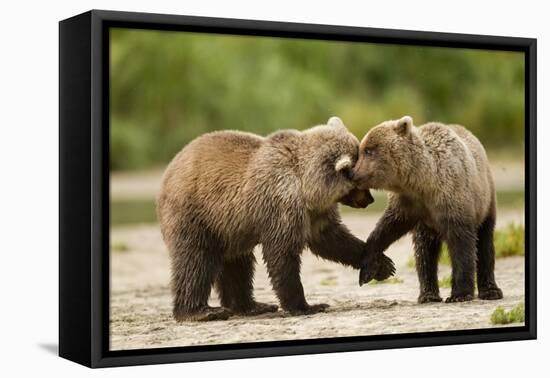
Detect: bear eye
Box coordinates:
(364, 148, 372, 156)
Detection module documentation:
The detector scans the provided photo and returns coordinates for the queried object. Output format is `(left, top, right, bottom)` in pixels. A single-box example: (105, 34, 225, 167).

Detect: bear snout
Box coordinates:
(361, 189, 375, 207)
(350, 158, 371, 189)
(350, 171, 371, 191)
(355, 180, 371, 191)
(338, 188, 374, 208)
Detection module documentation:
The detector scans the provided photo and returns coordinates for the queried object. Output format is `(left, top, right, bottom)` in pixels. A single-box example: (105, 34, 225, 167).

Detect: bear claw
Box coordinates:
(418, 292, 443, 304)
(175, 306, 233, 322)
(445, 294, 474, 303)
(478, 287, 503, 300)
(235, 302, 279, 315)
(288, 303, 330, 316)
(359, 253, 396, 286)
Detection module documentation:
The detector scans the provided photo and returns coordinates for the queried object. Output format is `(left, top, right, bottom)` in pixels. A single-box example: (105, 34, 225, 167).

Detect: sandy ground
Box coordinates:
(110, 209, 525, 351)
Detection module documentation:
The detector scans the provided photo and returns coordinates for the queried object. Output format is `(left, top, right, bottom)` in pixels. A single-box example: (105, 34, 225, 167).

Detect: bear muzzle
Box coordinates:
(350, 173, 372, 191)
(349, 159, 372, 191)
(338, 188, 374, 208)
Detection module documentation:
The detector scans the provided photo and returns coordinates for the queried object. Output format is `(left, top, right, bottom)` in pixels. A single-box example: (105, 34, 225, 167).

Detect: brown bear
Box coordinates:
(353, 116, 503, 303)
(157, 117, 395, 321)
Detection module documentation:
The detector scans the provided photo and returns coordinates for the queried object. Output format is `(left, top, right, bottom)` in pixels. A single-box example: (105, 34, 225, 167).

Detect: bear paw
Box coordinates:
(288, 303, 330, 316)
(418, 292, 443, 304)
(374, 253, 396, 281)
(174, 306, 233, 322)
(235, 301, 279, 316)
(445, 294, 474, 303)
(359, 253, 395, 285)
(478, 287, 504, 300)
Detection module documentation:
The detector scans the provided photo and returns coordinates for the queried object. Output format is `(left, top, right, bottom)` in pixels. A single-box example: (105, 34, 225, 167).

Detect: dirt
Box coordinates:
(110, 209, 525, 351)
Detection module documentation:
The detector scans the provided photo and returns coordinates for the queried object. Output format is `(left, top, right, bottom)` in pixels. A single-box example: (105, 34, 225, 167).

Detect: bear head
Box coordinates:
(301, 116, 374, 209)
(351, 115, 422, 193)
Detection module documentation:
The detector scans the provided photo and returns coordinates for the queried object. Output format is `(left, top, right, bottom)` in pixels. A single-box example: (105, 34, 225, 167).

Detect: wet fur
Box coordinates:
(355, 116, 503, 303)
(158, 119, 393, 321)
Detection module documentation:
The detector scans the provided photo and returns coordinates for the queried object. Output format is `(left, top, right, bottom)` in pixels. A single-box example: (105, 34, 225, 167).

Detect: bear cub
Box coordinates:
(157, 117, 395, 321)
(353, 116, 503, 303)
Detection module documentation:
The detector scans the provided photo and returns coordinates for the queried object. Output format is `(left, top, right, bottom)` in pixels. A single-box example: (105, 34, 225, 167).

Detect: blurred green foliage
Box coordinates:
(111, 190, 524, 226)
(490, 303, 524, 325)
(110, 28, 525, 171)
(111, 241, 129, 253)
(406, 222, 525, 269)
(368, 277, 403, 285)
(494, 223, 525, 258)
(438, 275, 452, 289)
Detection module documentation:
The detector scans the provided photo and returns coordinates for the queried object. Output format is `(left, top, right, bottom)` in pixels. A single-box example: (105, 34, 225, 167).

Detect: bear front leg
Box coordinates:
(262, 238, 328, 315)
(413, 224, 443, 303)
(445, 223, 476, 303)
(359, 208, 414, 285)
(307, 210, 367, 269)
(215, 253, 278, 316)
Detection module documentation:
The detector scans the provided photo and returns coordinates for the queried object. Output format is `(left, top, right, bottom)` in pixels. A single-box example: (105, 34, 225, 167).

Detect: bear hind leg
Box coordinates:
(169, 238, 231, 322)
(476, 213, 503, 300)
(215, 252, 278, 316)
(445, 223, 476, 303)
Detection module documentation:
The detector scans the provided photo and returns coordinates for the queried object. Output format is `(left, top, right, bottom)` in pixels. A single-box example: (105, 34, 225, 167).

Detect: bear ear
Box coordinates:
(328, 116, 345, 128)
(395, 115, 413, 136)
(335, 154, 352, 172)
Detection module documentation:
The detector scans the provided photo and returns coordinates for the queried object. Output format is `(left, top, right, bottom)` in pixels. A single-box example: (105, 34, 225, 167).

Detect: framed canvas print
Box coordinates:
(59, 9, 537, 368)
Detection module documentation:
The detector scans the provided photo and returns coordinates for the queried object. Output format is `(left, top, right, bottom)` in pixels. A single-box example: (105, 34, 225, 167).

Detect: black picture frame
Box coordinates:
(59, 9, 537, 368)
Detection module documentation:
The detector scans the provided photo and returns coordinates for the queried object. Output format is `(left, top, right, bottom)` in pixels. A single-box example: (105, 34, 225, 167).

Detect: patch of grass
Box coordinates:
(407, 245, 451, 268)
(368, 277, 403, 285)
(495, 223, 524, 258)
(496, 190, 525, 209)
(320, 277, 338, 286)
(407, 223, 524, 268)
(341, 190, 523, 217)
(110, 192, 524, 226)
(340, 191, 388, 213)
(437, 275, 478, 289)
(111, 199, 157, 225)
(438, 275, 452, 288)
(490, 303, 525, 325)
(440, 244, 451, 265)
(111, 241, 129, 253)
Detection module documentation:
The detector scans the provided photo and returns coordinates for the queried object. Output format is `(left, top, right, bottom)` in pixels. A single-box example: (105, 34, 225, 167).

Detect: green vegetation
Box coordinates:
(110, 28, 525, 171)
(495, 224, 525, 258)
(490, 303, 525, 325)
(110, 190, 523, 226)
(340, 191, 388, 213)
(406, 247, 450, 269)
(109, 30, 525, 227)
(496, 191, 525, 209)
(111, 241, 129, 253)
(437, 275, 477, 289)
(438, 275, 452, 288)
(407, 223, 525, 268)
(342, 190, 523, 218)
(111, 199, 157, 225)
(368, 277, 403, 285)
(440, 245, 452, 265)
(320, 277, 338, 286)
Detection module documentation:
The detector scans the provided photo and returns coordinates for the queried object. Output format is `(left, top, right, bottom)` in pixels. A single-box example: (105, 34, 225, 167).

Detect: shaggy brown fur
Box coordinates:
(158, 117, 395, 321)
(354, 116, 503, 303)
